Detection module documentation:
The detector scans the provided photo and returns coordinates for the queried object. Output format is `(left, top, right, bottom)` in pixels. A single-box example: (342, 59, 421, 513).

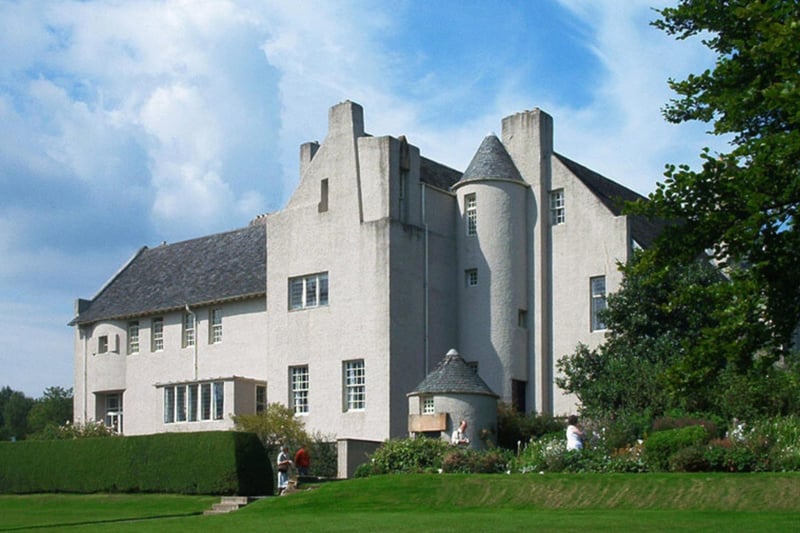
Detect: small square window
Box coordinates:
(98, 335, 109, 354)
(422, 396, 435, 415)
(465, 269, 478, 287)
(289, 273, 329, 310)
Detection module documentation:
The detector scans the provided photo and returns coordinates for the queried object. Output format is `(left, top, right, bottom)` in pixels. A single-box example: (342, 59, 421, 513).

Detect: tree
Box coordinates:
(233, 402, 311, 456)
(1, 389, 34, 440)
(557, 254, 726, 418)
(27, 386, 73, 435)
(633, 0, 800, 359)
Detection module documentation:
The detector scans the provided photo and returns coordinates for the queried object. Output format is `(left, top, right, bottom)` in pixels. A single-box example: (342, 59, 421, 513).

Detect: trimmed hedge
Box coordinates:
(0, 431, 272, 495)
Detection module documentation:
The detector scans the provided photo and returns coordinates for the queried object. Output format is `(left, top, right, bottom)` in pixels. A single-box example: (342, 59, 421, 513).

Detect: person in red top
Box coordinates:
(294, 444, 311, 476)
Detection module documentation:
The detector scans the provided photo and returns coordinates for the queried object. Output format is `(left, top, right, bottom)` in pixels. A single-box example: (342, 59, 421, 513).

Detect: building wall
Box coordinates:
(265, 101, 394, 442)
(74, 298, 266, 435)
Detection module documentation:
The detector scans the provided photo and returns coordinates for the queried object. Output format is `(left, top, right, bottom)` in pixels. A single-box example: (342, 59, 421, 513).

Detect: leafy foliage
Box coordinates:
(496, 402, 563, 451)
(632, 0, 800, 361)
(232, 402, 311, 458)
(643, 425, 710, 472)
(27, 387, 73, 437)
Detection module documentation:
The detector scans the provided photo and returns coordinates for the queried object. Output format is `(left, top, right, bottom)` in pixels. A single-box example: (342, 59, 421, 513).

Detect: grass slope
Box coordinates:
(1, 474, 798, 532)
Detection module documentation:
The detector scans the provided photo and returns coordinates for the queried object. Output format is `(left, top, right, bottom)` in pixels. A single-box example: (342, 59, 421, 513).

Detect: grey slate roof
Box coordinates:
(409, 349, 498, 398)
(70, 223, 266, 326)
(555, 153, 667, 248)
(420, 156, 462, 190)
(454, 134, 524, 187)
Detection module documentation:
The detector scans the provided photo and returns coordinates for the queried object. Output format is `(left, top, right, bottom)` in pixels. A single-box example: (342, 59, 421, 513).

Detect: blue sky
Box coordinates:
(0, 0, 722, 398)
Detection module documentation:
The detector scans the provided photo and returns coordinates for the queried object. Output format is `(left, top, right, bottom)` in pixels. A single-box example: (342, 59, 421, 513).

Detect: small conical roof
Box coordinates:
(409, 349, 498, 397)
(454, 134, 524, 187)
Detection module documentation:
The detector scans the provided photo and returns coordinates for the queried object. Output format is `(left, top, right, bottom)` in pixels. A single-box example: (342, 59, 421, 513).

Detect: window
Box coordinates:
(518, 309, 527, 328)
(465, 193, 477, 236)
(256, 385, 267, 413)
(98, 335, 109, 354)
(163, 381, 224, 424)
(590, 276, 607, 331)
(209, 308, 222, 344)
(318, 178, 329, 213)
(343, 359, 365, 411)
(550, 189, 565, 225)
(104, 393, 123, 433)
(151, 318, 164, 352)
(289, 272, 329, 310)
(201, 383, 212, 420)
(290, 366, 309, 414)
(182, 312, 195, 348)
(127, 321, 139, 354)
(422, 396, 435, 415)
(176, 385, 187, 422)
(465, 268, 478, 287)
(188, 384, 198, 422)
(213, 382, 224, 420)
(164, 387, 175, 423)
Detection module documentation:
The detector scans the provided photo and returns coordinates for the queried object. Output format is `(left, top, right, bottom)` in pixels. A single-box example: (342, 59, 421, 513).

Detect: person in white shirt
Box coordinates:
(566, 415, 584, 451)
(451, 419, 470, 446)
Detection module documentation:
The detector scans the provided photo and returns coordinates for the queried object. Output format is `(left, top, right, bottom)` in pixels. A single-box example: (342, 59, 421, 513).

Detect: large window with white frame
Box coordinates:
(590, 276, 607, 331)
(182, 312, 195, 348)
(290, 365, 309, 414)
(104, 393, 123, 433)
(289, 272, 329, 310)
(343, 359, 365, 411)
(151, 317, 164, 352)
(162, 381, 224, 424)
(465, 193, 477, 236)
(127, 321, 139, 354)
(209, 308, 222, 344)
(550, 189, 565, 225)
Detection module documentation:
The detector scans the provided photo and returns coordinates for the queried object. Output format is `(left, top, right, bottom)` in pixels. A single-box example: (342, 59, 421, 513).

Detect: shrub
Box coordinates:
(358, 437, 450, 476)
(441, 448, 511, 474)
(669, 445, 709, 472)
(509, 433, 564, 473)
(496, 403, 562, 451)
(308, 432, 338, 478)
(643, 425, 709, 472)
(0, 431, 271, 495)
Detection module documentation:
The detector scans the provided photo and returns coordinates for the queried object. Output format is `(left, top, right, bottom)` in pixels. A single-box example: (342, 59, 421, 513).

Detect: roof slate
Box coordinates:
(70, 223, 266, 326)
(409, 349, 498, 397)
(455, 134, 525, 186)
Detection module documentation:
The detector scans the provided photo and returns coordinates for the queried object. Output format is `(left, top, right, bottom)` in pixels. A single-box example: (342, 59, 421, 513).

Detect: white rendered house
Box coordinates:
(71, 100, 660, 440)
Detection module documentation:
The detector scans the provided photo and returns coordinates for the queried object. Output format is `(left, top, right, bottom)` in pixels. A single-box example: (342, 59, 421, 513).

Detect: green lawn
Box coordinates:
(2, 474, 799, 532)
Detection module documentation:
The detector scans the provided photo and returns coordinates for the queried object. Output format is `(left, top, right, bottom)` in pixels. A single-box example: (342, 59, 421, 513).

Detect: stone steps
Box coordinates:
(203, 496, 252, 515)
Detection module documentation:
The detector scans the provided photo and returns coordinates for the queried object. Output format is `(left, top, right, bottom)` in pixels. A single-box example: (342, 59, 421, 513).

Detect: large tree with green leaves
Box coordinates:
(633, 0, 800, 360)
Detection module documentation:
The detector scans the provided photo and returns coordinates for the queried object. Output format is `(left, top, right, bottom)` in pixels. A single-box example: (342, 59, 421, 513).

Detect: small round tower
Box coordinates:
(451, 135, 529, 406)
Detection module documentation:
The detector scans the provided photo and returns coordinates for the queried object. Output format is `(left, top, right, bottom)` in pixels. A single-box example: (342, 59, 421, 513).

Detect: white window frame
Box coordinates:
(163, 387, 175, 423)
(213, 381, 224, 420)
(422, 396, 435, 415)
(151, 317, 164, 352)
(343, 359, 365, 411)
(465, 268, 478, 287)
(200, 383, 212, 420)
(590, 275, 608, 331)
(104, 393, 123, 433)
(127, 321, 139, 354)
(256, 384, 267, 413)
(182, 312, 195, 348)
(550, 189, 565, 225)
(289, 272, 329, 310)
(209, 308, 222, 344)
(290, 365, 309, 414)
(465, 193, 477, 236)
(98, 335, 109, 354)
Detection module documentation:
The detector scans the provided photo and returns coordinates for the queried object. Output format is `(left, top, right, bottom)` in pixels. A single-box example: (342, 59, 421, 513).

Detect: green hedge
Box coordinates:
(643, 425, 709, 472)
(0, 431, 272, 495)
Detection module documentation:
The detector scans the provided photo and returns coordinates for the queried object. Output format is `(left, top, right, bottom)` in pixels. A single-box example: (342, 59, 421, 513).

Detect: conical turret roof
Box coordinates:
(454, 134, 524, 187)
(409, 349, 498, 397)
